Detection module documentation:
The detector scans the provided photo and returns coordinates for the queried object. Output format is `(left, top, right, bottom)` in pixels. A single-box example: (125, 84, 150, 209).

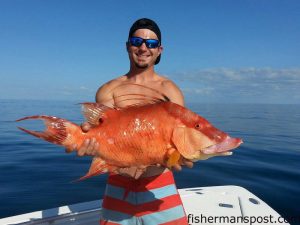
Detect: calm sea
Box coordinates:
(0, 100, 299, 224)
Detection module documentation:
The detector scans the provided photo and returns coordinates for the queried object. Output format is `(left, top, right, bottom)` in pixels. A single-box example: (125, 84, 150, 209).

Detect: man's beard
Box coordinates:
(135, 62, 149, 69)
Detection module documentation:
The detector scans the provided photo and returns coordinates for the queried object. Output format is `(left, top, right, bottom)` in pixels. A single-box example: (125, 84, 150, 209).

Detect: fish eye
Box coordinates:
(195, 124, 201, 129)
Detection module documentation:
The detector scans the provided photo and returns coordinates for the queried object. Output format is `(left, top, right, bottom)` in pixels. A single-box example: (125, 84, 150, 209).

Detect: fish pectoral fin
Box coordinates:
(80, 103, 112, 126)
(166, 148, 181, 168)
(77, 157, 114, 181)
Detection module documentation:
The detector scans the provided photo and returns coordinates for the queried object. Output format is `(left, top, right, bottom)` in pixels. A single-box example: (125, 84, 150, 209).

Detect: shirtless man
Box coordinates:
(67, 18, 193, 225)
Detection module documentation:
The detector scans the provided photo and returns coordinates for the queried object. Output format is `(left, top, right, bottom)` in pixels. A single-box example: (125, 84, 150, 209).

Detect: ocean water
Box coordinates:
(0, 100, 299, 224)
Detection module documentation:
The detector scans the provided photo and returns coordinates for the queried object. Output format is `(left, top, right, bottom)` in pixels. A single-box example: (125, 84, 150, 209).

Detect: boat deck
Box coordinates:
(0, 185, 290, 225)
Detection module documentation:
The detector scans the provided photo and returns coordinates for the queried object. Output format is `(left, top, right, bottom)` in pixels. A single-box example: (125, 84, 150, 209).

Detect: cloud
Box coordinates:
(56, 86, 95, 101)
(182, 87, 215, 95)
(171, 68, 300, 104)
(79, 86, 88, 90)
(175, 67, 300, 83)
(61, 86, 93, 94)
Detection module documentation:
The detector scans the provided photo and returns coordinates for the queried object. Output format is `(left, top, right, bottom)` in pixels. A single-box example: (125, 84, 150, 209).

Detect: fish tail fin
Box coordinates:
(17, 115, 81, 147)
(77, 157, 117, 181)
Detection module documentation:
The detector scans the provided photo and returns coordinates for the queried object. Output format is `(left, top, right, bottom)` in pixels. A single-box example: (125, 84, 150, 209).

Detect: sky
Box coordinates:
(0, 0, 299, 104)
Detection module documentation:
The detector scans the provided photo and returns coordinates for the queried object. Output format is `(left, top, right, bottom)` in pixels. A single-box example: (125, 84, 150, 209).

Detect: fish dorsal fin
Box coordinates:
(110, 83, 170, 109)
(80, 103, 112, 126)
(113, 93, 169, 109)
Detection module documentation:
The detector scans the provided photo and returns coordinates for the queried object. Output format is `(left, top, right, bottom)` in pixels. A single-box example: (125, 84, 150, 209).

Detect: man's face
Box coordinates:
(127, 29, 163, 69)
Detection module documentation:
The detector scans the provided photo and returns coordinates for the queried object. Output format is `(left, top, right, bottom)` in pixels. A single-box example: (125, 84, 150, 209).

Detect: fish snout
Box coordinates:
(202, 136, 243, 155)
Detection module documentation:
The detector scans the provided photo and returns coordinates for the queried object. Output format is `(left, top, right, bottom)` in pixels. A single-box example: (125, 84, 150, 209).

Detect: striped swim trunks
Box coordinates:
(100, 171, 188, 225)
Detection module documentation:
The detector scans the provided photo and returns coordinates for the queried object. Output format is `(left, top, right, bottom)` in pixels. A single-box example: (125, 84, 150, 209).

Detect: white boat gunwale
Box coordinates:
(0, 185, 290, 225)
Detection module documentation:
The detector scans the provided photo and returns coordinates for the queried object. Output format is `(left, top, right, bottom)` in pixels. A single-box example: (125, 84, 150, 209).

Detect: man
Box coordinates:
(68, 18, 192, 225)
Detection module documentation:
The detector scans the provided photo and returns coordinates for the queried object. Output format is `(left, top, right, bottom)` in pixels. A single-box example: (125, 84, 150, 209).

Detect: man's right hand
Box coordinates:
(65, 122, 99, 156)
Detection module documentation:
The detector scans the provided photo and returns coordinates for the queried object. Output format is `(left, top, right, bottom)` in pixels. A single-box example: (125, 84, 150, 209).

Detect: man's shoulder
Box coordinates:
(156, 75, 184, 106)
(103, 75, 127, 88)
(159, 76, 181, 92)
(95, 75, 127, 103)
(98, 75, 128, 92)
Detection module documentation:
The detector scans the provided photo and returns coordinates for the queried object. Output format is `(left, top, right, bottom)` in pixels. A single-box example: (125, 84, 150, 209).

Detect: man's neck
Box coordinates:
(127, 66, 158, 83)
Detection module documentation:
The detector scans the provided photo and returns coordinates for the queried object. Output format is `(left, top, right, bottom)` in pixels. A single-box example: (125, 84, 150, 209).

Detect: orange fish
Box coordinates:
(17, 93, 242, 180)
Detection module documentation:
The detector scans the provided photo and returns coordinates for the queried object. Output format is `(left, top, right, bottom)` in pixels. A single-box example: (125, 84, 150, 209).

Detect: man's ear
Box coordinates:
(158, 46, 163, 56)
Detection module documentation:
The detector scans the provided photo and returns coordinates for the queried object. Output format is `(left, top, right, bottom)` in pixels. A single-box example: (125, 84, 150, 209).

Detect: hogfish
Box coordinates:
(17, 90, 242, 180)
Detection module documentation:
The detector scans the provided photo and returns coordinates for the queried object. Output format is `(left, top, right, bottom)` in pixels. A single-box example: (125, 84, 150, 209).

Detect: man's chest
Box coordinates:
(111, 83, 169, 108)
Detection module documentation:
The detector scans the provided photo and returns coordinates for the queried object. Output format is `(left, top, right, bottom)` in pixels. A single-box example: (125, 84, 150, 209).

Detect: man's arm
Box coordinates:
(95, 82, 115, 106)
(162, 80, 194, 170)
(162, 80, 185, 106)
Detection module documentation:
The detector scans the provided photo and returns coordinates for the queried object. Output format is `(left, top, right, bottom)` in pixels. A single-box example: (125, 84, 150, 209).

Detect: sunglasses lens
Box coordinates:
(146, 39, 160, 48)
(129, 37, 160, 48)
(129, 37, 143, 47)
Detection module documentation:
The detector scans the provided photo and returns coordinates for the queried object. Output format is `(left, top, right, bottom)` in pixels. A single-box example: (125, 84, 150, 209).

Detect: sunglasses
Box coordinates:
(128, 37, 160, 49)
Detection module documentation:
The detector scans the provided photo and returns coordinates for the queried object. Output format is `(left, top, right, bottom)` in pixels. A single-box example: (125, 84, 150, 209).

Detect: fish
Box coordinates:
(17, 86, 243, 180)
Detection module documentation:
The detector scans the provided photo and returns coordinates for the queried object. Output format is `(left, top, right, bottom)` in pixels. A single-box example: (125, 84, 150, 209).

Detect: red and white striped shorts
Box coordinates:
(100, 171, 188, 225)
